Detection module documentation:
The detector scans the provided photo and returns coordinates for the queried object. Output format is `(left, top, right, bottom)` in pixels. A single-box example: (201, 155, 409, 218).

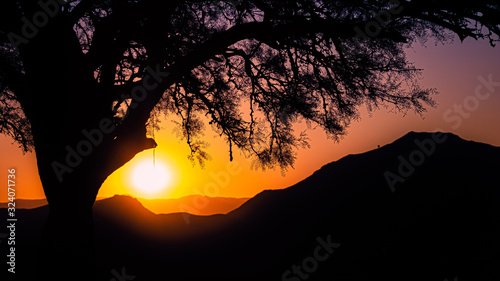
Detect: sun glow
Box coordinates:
(130, 159, 172, 197)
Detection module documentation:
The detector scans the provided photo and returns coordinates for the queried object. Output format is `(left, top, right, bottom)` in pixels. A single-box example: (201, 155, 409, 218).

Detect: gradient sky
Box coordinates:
(1, 36, 499, 201)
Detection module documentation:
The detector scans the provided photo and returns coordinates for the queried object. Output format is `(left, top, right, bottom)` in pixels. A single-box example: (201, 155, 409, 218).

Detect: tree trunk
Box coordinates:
(34, 140, 105, 281)
(37, 200, 96, 281)
(15, 19, 157, 279)
(30, 109, 155, 280)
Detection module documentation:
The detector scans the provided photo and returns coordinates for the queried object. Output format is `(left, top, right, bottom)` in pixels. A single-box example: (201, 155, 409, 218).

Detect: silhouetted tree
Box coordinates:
(0, 0, 499, 279)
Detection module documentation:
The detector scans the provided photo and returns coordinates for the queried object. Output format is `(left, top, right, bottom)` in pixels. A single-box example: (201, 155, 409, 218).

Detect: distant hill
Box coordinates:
(138, 195, 249, 215)
(2, 132, 499, 281)
(0, 196, 249, 216)
(0, 199, 47, 209)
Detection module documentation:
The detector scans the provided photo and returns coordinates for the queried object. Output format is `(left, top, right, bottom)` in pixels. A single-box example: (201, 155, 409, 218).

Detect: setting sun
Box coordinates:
(130, 159, 172, 197)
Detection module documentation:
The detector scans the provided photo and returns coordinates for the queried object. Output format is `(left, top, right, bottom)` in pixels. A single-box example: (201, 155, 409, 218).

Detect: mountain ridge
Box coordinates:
(2, 131, 499, 281)
(0, 194, 249, 216)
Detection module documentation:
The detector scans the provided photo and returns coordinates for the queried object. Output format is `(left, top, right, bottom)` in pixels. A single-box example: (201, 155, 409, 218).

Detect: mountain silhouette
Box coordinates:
(0, 199, 48, 209)
(1, 132, 499, 281)
(0, 196, 249, 216)
(137, 195, 249, 215)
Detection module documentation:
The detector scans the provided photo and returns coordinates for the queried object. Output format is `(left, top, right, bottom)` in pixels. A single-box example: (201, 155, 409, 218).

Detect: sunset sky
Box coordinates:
(1, 36, 499, 202)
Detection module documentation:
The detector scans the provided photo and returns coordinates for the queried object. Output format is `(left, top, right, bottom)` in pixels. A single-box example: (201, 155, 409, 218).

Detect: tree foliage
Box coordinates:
(0, 0, 499, 170)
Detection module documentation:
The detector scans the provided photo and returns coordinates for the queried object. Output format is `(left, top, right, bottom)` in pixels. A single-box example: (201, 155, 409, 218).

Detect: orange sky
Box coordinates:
(1, 37, 499, 201)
